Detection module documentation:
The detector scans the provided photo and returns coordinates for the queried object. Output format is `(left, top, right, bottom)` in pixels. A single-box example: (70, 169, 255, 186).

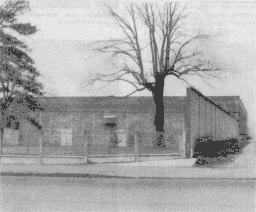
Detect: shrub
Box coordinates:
(193, 135, 249, 166)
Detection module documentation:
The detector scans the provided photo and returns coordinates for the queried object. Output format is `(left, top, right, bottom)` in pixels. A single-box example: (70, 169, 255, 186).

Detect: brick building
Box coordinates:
(3, 95, 248, 155)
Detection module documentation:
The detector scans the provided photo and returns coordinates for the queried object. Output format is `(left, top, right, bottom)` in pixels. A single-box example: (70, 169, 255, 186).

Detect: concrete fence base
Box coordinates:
(0, 155, 87, 165)
(83, 154, 181, 164)
(0, 153, 181, 165)
(89, 154, 136, 163)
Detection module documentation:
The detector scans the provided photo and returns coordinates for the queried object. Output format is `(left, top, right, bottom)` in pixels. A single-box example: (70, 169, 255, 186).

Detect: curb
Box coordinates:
(1, 172, 255, 180)
(0, 172, 129, 178)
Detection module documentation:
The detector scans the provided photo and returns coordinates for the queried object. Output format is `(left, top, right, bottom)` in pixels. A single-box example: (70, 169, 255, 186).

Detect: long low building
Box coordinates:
(2, 90, 248, 157)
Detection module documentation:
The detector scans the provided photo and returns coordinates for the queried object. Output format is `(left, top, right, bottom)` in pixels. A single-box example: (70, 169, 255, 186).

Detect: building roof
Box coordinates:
(38, 96, 241, 116)
(39, 96, 185, 113)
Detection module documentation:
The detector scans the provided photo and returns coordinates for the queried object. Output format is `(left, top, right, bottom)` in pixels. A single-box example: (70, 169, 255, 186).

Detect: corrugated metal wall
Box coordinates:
(186, 87, 239, 158)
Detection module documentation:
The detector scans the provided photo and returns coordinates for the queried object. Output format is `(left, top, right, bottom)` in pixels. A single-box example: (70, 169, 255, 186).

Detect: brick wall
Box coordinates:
(15, 110, 185, 150)
(2, 128, 19, 145)
(19, 113, 41, 146)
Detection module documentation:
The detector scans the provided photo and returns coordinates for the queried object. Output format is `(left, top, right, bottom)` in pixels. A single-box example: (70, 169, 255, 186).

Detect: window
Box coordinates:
(60, 128, 72, 146)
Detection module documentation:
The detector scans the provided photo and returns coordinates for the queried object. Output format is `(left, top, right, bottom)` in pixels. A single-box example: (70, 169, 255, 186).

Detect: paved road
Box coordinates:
(0, 176, 255, 212)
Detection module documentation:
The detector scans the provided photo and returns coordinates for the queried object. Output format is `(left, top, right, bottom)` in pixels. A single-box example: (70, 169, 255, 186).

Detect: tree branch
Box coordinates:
(123, 86, 146, 97)
(86, 2, 223, 98)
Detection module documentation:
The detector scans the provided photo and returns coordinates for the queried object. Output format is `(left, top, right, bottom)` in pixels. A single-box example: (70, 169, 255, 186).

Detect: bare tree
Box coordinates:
(0, 0, 44, 153)
(87, 2, 221, 147)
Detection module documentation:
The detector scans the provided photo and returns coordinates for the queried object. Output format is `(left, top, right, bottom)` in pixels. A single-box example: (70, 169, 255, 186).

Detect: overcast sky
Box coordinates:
(14, 0, 256, 136)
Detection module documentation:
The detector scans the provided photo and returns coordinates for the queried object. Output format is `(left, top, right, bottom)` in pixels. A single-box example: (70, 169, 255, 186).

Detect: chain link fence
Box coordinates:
(1, 128, 179, 158)
(1, 107, 182, 159)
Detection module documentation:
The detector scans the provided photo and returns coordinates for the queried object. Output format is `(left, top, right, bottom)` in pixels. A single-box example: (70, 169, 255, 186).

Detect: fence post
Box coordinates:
(39, 131, 43, 165)
(26, 130, 30, 153)
(0, 128, 3, 156)
(134, 125, 139, 161)
(109, 130, 111, 155)
(83, 130, 88, 164)
(39, 112, 43, 164)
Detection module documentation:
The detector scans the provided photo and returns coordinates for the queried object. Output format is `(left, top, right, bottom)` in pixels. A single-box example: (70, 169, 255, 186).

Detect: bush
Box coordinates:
(193, 135, 249, 166)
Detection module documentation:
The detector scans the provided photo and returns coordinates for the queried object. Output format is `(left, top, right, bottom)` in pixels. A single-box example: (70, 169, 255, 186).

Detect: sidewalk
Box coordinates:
(1, 143, 255, 179)
(0, 159, 255, 179)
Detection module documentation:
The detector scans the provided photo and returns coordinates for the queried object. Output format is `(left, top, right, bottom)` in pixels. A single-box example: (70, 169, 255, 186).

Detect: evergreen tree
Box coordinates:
(0, 0, 44, 152)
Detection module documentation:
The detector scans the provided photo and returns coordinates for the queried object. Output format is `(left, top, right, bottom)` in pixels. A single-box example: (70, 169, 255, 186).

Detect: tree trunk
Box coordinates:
(153, 75, 165, 147)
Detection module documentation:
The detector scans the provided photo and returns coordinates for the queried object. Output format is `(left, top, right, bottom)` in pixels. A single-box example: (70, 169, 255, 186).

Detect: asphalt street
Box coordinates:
(0, 176, 255, 212)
